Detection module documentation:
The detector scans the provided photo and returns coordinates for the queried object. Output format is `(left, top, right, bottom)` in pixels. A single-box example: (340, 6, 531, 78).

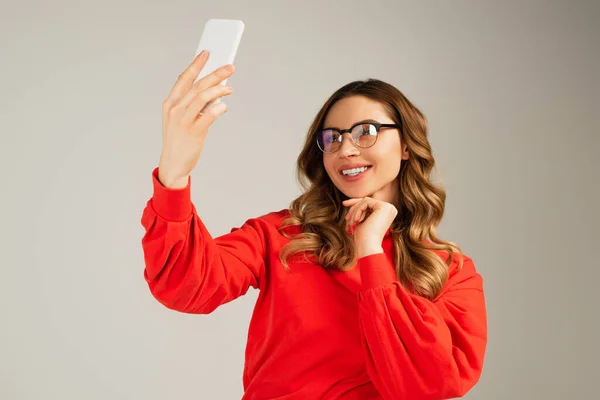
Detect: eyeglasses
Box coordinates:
(316, 122, 401, 153)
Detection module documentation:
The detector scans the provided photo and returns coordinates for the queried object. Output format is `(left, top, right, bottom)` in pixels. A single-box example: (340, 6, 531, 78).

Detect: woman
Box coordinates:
(141, 50, 488, 399)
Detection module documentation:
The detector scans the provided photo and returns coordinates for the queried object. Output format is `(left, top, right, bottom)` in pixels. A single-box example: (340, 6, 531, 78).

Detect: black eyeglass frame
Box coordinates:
(315, 121, 402, 153)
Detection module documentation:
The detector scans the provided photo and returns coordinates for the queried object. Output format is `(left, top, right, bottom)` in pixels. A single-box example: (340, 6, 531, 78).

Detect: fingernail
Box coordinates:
(225, 64, 235, 72)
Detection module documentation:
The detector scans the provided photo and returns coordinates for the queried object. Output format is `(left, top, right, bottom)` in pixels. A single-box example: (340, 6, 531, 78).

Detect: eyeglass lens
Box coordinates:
(317, 123, 378, 152)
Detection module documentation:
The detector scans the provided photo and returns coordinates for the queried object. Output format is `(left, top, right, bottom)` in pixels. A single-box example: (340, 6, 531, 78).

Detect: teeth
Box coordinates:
(342, 166, 369, 176)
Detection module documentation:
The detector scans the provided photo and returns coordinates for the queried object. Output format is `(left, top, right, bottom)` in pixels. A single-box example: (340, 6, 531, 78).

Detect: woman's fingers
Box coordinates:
(345, 200, 359, 225)
(163, 51, 209, 109)
(192, 64, 235, 96)
(182, 84, 233, 124)
(344, 198, 371, 225)
(193, 101, 229, 131)
(178, 64, 235, 109)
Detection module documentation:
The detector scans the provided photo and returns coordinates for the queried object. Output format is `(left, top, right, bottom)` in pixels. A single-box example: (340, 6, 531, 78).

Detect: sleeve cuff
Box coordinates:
(358, 252, 398, 289)
(150, 167, 193, 222)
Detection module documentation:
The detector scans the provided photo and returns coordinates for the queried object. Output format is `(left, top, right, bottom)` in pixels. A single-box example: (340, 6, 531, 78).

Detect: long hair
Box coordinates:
(278, 79, 463, 300)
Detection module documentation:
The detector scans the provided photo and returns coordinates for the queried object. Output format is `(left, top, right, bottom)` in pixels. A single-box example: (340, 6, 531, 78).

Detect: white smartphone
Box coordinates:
(193, 19, 244, 110)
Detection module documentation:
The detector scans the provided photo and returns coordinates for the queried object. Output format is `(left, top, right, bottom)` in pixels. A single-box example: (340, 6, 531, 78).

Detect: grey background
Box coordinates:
(1, 0, 598, 399)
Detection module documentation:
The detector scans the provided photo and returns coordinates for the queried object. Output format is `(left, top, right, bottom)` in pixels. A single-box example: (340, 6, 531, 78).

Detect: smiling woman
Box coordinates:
(283, 80, 463, 298)
(142, 66, 487, 399)
(323, 109, 406, 208)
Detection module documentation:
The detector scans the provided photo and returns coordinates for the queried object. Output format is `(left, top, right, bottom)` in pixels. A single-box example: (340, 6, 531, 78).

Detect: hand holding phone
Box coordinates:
(158, 19, 245, 189)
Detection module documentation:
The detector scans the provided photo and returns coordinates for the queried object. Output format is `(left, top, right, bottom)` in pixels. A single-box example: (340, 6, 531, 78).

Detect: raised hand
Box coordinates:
(158, 51, 235, 188)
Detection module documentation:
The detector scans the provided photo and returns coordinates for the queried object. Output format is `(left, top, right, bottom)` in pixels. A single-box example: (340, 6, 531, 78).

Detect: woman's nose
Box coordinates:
(338, 133, 359, 157)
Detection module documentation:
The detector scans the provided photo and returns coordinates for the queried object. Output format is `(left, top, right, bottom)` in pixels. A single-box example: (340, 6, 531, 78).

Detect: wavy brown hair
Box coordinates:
(278, 79, 464, 300)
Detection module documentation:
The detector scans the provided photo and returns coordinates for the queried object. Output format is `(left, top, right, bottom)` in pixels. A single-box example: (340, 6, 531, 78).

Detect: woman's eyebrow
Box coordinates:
(323, 119, 381, 130)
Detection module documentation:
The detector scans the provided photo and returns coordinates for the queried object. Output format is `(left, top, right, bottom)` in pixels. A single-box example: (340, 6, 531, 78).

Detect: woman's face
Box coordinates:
(322, 95, 409, 206)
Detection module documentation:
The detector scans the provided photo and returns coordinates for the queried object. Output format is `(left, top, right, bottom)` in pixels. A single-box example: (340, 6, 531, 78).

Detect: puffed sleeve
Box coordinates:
(357, 252, 487, 399)
(141, 167, 266, 314)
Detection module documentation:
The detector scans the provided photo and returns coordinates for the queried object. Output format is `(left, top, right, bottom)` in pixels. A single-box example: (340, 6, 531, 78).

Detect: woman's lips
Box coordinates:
(340, 166, 372, 182)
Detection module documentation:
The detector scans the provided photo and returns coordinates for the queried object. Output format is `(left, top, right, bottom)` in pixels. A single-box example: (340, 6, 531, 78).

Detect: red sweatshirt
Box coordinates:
(141, 167, 487, 400)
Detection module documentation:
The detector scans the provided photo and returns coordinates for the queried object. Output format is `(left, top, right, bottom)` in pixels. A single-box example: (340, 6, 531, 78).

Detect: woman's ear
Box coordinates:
(401, 143, 409, 160)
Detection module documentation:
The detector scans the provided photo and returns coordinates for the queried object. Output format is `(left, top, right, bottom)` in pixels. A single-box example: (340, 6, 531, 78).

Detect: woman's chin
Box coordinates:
(339, 186, 372, 200)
